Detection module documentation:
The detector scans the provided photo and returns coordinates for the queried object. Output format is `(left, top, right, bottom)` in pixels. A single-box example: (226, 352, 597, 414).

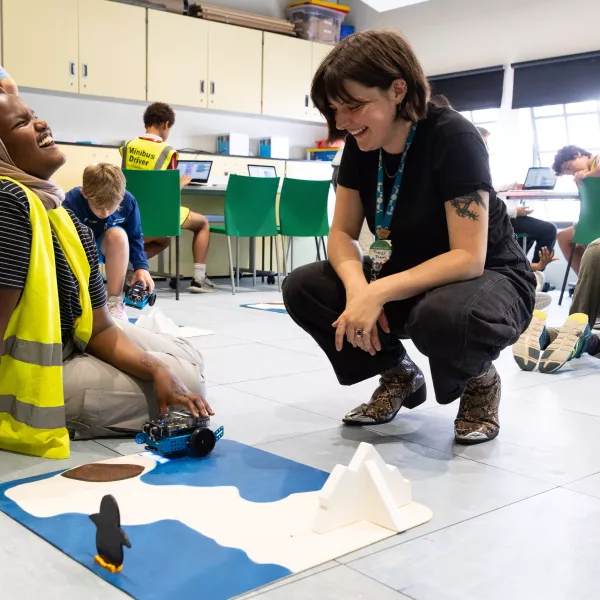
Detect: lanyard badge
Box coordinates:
(369, 122, 417, 282)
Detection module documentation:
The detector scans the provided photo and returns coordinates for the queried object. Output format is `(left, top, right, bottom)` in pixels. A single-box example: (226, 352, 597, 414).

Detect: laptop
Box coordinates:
(248, 164, 278, 178)
(523, 167, 557, 191)
(179, 160, 213, 186)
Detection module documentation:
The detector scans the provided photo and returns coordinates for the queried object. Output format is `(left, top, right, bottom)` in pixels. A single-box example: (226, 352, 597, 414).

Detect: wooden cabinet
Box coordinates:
(2, 0, 79, 93)
(148, 11, 209, 108)
(207, 22, 263, 114)
(309, 42, 333, 121)
(78, 0, 146, 101)
(262, 33, 312, 120)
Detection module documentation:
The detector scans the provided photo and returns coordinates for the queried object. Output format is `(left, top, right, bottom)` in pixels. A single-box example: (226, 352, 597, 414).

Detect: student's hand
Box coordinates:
(575, 170, 590, 184)
(180, 175, 193, 189)
(536, 247, 558, 270)
(133, 269, 155, 292)
(516, 206, 534, 217)
(153, 367, 214, 418)
(333, 285, 387, 356)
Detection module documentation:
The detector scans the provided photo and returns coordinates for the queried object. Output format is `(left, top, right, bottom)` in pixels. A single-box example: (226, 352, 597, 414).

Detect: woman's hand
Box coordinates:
(153, 365, 214, 418)
(333, 284, 390, 356)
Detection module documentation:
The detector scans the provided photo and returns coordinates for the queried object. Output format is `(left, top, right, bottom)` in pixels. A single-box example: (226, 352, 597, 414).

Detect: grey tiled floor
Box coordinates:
(3, 283, 600, 600)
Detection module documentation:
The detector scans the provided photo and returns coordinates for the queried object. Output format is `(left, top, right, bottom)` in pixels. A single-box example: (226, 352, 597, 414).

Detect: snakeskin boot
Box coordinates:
(454, 364, 501, 445)
(343, 355, 427, 426)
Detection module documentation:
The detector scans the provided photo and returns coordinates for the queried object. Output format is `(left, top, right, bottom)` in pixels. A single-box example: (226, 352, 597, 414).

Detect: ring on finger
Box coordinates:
(355, 328, 363, 338)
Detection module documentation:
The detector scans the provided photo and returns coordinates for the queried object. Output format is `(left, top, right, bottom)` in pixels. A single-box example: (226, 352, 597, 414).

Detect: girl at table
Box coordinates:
(283, 30, 535, 444)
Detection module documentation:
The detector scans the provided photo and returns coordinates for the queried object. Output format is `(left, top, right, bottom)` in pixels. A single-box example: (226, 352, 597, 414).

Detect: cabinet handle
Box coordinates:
(305, 94, 309, 108)
(82, 64, 88, 78)
(69, 61, 76, 76)
(200, 80, 205, 93)
(210, 81, 215, 95)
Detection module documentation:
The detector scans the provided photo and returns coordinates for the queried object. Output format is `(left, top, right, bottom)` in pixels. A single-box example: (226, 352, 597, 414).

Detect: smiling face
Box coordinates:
(0, 93, 65, 180)
(330, 79, 407, 153)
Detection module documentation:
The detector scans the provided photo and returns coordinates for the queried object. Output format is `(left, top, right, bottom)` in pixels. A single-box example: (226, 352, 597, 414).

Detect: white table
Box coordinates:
(498, 190, 579, 201)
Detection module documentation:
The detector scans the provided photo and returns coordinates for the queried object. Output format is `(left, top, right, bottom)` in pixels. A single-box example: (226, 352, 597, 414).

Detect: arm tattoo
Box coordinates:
(140, 353, 161, 371)
(449, 191, 487, 221)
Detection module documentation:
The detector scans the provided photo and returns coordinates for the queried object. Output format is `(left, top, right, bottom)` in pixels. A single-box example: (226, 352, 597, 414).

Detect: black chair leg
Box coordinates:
(321, 236, 328, 260)
(559, 244, 575, 306)
(176, 235, 180, 301)
(261, 236, 266, 283)
(315, 237, 322, 261)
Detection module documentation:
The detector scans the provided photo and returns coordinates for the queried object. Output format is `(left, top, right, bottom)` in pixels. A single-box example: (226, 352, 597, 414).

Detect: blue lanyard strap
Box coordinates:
(375, 122, 417, 239)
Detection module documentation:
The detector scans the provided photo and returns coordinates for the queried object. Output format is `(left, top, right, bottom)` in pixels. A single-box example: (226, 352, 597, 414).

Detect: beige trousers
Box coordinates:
(63, 320, 206, 440)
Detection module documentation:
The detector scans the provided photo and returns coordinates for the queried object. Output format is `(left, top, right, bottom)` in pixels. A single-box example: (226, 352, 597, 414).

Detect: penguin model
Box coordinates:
(89, 494, 131, 573)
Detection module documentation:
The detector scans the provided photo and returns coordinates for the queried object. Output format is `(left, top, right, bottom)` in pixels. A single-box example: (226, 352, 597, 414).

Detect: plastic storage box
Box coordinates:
(287, 1, 349, 45)
(307, 148, 339, 161)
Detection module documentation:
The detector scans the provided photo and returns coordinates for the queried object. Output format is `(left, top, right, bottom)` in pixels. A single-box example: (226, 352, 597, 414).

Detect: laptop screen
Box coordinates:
(248, 165, 277, 178)
(178, 160, 212, 183)
(523, 167, 557, 190)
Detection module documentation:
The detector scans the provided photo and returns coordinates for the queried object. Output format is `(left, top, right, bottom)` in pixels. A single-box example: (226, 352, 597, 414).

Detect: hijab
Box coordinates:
(0, 137, 64, 209)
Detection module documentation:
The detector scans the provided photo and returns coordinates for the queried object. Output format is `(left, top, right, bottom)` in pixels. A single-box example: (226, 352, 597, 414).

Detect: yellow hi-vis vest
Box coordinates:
(0, 178, 93, 459)
(120, 137, 177, 171)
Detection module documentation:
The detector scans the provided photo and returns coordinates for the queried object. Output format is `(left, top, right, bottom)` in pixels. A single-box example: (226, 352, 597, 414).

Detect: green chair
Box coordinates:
(209, 174, 281, 294)
(278, 177, 331, 274)
(559, 177, 600, 305)
(515, 232, 528, 253)
(123, 169, 183, 300)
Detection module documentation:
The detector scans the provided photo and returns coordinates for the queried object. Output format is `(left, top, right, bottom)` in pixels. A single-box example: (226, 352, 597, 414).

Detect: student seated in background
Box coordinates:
(552, 145, 600, 275)
(477, 127, 557, 269)
(121, 102, 215, 293)
(0, 91, 211, 459)
(63, 164, 153, 321)
(0, 64, 18, 95)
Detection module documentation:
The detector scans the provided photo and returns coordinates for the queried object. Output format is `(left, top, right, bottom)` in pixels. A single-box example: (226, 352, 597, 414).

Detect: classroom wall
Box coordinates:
(346, 0, 600, 76)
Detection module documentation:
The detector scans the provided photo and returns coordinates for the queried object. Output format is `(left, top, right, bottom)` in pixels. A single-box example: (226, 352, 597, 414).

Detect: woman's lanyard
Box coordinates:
(369, 122, 417, 281)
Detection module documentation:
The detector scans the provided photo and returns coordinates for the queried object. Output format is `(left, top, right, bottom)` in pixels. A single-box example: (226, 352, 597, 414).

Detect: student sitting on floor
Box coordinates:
(0, 91, 211, 459)
(63, 163, 153, 321)
(121, 102, 215, 294)
(553, 145, 600, 275)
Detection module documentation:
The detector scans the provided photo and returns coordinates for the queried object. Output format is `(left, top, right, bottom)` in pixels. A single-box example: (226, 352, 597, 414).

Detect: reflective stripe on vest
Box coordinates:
(119, 137, 176, 171)
(2, 336, 62, 367)
(0, 177, 93, 460)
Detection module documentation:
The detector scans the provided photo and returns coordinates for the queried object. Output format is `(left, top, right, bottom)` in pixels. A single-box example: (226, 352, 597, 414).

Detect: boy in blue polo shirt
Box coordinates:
(63, 163, 154, 321)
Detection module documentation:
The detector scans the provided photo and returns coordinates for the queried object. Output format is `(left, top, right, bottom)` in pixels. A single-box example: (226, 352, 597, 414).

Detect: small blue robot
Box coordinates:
(123, 281, 157, 310)
(136, 410, 224, 458)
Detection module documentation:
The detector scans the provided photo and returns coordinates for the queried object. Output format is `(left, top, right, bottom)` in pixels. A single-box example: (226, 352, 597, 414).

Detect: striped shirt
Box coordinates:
(0, 180, 106, 343)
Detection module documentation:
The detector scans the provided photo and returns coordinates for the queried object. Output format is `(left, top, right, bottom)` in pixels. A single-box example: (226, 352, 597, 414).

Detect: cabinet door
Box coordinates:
(2, 0, 79, 93)
(262, 34, 312, 120)
(310, 42, 333, 121)
(78, 0, 146, 101)
(207, 22, 262, 114)
(148, 11, 209, 108)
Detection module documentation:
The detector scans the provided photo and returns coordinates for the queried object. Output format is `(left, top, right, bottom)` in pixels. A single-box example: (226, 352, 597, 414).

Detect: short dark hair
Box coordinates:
(144, 102, 175, 129)
(311, 30, 430, 141)
(552, 145, 592, 175)
(430, 94, 452, 108)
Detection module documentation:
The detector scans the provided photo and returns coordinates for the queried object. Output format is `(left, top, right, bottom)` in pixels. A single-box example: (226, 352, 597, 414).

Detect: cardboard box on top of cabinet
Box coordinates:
(146, 0, 187, 14)
(217, 133, 250, 156)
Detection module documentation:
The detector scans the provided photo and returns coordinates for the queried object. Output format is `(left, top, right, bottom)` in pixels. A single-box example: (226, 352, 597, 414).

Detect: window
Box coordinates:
(531, 100, 600, 169)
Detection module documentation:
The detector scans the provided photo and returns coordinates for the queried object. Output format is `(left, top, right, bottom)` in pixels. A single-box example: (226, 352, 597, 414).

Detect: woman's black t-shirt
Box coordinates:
(0, 180, 107, 344)
(337, 103, 514, 276)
